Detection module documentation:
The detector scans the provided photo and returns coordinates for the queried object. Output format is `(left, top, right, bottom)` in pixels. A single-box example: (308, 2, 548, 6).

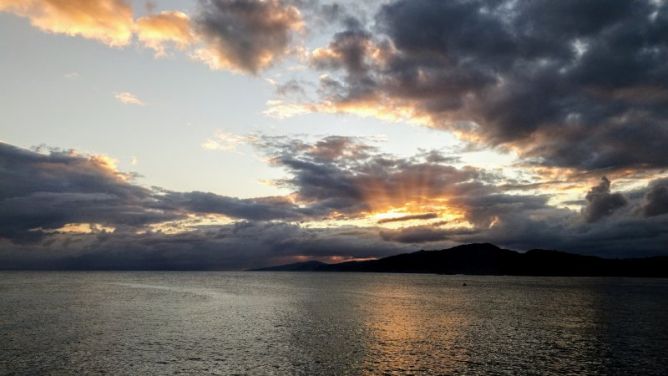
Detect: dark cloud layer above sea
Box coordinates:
(302, 0, 668, 172)
(0, 221, 406, 270)
(2, 138, 668, 269)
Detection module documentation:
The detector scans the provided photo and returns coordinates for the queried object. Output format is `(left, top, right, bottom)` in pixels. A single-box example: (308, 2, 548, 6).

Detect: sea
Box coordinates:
(1, 272, 667, 375)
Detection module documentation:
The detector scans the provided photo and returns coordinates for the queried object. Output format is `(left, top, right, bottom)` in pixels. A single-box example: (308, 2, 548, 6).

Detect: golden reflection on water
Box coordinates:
(357, 278, 472, 374)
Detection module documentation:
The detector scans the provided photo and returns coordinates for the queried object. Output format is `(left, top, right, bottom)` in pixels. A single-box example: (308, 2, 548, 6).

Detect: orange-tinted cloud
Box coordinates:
(257, 135, 495, 224)
(135, 10, 194, 57)
(0, 0, 134, 46)
(1, 0, 305, 74)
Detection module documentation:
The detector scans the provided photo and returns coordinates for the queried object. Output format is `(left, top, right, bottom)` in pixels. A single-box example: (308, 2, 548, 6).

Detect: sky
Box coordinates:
(1, 0, 668, 269)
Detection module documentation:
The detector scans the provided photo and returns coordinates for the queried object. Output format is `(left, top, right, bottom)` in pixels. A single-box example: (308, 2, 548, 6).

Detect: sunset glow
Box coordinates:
(2, 0, 668, 270)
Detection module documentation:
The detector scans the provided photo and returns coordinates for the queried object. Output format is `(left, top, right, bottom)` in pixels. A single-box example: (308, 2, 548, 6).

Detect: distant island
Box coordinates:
(252, 243, 668, 277)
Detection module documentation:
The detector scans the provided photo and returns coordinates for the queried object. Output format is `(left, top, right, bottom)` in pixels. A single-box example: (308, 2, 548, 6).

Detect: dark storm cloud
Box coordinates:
(0, 143, 147, 200)
(642, 178, 668, 217)
(0, 143, 171, 241)
(582, 177, 628, 223)
(194, 0, 302, 73)
(311, 0, 668, 171)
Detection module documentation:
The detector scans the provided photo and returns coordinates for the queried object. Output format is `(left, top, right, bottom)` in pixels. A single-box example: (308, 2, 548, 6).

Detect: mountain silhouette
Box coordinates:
(252, 243, 668, 277)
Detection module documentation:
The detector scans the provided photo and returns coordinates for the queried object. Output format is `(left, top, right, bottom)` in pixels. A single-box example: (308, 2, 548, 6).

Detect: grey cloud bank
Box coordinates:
(306, 0, 668, 171)
(2, 138, 668, 269)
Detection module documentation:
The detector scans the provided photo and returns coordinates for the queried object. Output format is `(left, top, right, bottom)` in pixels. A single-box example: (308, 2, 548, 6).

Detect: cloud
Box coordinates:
(377, 213, 438, 224)
(582, 177, 628, 223)
(114, 91, 145, 106)
(0, 221, 408, 270)
(157, 191, 306, 221)
(2, 138, 668, 269)
(0, 142, 166, 242)
(201, 131, 254, 151)
(0, 142, 307, 242)
(1, 0, 304, 74)
(135, 10, 194, 57)
(256, 135, 558, 231)
(192, 0, 303, 73)
(0, 0, 195, 56)
(643, 178, 668, 217)
(311, 28, 374, 75)
(298, 0, 668, 172)
(0, 0, 134, 46)
(274, 79, 307, 97)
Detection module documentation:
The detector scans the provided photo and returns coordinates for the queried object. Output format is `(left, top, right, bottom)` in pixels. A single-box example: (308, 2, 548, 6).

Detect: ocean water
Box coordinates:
(1, 272, 667, 375)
